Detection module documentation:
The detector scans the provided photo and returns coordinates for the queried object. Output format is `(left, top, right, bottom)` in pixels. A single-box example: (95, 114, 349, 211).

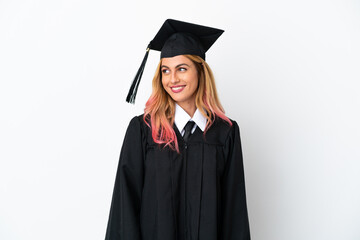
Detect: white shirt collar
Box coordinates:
(174, 103, 207, 136)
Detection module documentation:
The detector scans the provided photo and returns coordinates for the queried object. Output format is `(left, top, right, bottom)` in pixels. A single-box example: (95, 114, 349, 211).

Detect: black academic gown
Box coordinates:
(105, 114, 251, 240)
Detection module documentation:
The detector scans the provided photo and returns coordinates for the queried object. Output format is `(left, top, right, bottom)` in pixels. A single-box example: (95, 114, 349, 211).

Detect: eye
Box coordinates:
(178, 67, 187, 72)
(162, 69, 170, 74)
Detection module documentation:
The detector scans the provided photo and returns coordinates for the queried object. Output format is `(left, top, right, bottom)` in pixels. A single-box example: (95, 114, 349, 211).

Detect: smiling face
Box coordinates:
(161, 55, 199, 111)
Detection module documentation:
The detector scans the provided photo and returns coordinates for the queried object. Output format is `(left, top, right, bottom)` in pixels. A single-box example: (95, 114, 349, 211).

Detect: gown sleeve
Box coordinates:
(221, 120, 251, 240)
(105, 116, 145, 240)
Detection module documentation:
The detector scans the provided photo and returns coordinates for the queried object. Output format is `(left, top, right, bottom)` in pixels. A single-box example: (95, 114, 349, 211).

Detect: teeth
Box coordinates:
(172, 86, 184, 90)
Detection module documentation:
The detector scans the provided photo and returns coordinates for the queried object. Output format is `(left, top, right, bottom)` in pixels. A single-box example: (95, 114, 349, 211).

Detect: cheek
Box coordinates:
(189, 73, 199, 89)
(161, 77, 171, 94)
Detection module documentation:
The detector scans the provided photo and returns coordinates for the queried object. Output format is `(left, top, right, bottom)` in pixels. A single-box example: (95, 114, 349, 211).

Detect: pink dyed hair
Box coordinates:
(144, 54, 232, 153)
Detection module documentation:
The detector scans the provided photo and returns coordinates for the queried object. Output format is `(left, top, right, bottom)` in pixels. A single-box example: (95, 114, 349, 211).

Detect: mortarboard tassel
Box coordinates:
(126, 47, 150, 104)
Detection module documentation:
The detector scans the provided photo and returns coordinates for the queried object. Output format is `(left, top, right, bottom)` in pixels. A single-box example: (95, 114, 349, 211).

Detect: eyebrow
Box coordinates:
(161, 63, 190, 69)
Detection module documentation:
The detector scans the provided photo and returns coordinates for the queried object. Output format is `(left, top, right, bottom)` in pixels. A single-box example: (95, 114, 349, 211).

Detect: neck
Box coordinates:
(178, 101, 196, 118)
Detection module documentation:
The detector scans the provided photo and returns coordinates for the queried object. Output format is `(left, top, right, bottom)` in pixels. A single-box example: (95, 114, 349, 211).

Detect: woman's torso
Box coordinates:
(138, 114, 235, 240)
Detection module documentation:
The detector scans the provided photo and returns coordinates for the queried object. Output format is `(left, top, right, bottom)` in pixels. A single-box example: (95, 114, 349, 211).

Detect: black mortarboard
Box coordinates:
(126, 19, 224, 104)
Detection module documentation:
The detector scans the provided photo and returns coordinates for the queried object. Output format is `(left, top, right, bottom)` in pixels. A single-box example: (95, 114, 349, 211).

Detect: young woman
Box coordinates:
(105, 19, 251, 240)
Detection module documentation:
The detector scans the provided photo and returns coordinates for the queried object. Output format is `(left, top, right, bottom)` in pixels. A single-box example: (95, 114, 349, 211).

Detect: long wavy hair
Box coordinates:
(143, 54, 232, 153)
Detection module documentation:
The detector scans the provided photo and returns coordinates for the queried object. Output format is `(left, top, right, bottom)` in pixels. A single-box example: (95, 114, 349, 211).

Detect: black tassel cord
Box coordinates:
(126, 48, 150, 104)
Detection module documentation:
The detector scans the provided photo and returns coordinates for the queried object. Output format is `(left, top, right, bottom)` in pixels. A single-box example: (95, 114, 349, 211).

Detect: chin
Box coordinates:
(172, 96, 195, 105)
(170, 96, 184, 103)
(166, 90, 196, 104)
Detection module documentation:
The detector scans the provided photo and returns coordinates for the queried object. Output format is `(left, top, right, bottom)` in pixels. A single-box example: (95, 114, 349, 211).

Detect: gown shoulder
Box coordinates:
(129, 113, 241, 147)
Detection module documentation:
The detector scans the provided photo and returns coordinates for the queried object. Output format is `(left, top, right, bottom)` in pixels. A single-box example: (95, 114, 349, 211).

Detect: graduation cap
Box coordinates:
(126, 19, 224, 104)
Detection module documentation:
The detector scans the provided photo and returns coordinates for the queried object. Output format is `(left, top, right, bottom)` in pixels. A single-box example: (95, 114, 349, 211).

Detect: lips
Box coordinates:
(170, 85, 185, 93)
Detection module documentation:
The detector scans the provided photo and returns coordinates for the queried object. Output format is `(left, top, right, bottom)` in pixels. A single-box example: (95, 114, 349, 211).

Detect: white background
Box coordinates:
(1, 0, 359, 239)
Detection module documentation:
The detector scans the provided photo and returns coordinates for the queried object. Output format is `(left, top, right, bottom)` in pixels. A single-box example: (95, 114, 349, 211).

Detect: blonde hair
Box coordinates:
(144, 54, 232, 153)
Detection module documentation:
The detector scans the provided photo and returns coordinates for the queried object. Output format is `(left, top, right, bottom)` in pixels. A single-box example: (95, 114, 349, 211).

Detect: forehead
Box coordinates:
(161, 55, 193, 67)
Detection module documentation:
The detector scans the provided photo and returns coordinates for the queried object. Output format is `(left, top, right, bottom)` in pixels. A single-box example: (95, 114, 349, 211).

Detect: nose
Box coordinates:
(170, 71, 179, 84)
